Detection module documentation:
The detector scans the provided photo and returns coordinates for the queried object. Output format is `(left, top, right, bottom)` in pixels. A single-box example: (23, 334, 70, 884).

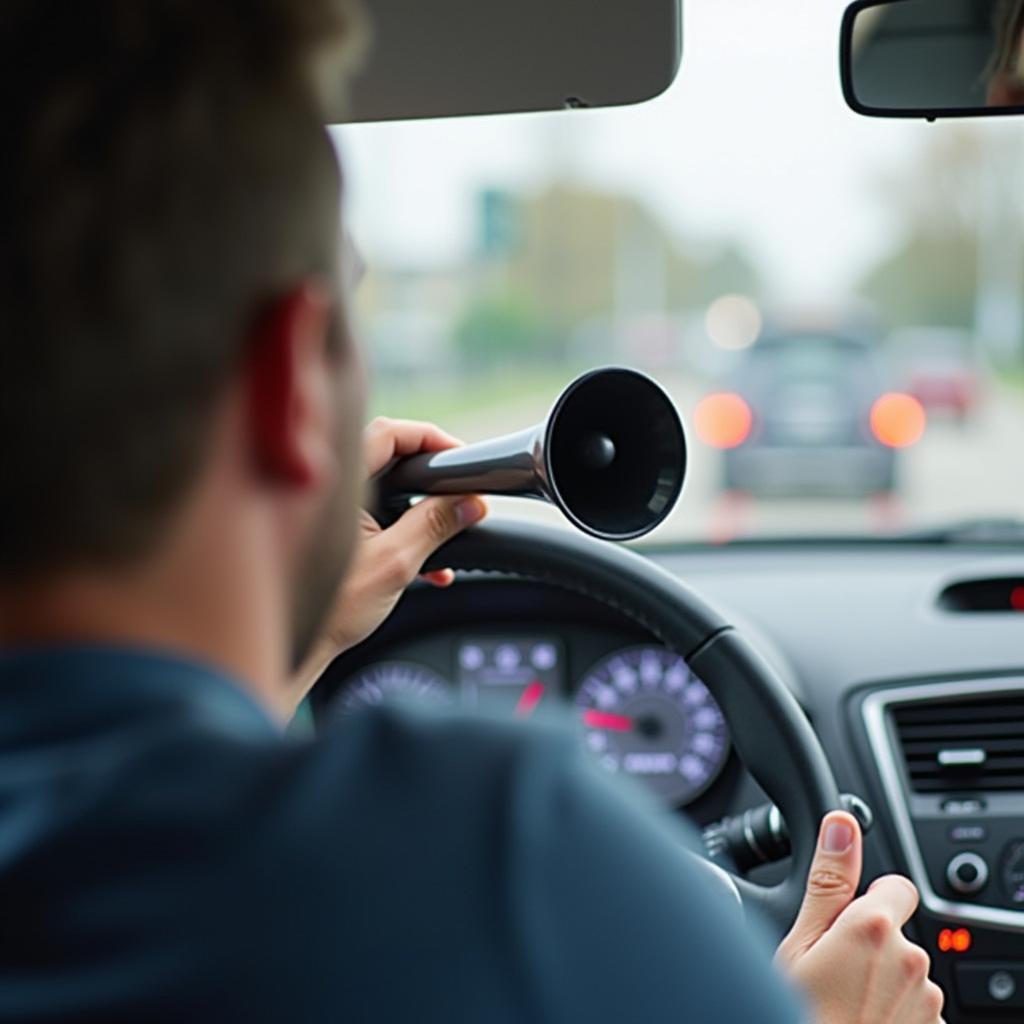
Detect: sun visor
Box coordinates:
(338, 0, 682, 123)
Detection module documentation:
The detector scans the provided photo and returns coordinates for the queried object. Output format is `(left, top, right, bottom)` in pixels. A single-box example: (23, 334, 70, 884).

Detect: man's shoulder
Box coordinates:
(110, 700, 596, 892)
(313, 701, 584, 799)
(281, 703, 594, 870)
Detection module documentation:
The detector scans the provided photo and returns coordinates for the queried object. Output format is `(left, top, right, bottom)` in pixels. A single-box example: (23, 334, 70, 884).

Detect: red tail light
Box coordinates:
(694, 393, 753, 449)
(870, 392, 926, 448)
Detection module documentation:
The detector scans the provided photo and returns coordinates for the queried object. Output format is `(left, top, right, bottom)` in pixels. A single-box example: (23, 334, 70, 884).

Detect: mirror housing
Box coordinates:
(841, 0, 1024, 119)
(341, 0, 682, 123)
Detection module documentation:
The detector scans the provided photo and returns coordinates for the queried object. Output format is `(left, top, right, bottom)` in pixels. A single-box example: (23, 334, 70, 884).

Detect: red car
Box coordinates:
(892, 327, 985, 423)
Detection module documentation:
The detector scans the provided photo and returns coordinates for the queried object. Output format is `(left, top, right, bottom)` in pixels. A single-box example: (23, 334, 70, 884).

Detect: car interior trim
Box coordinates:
(863, 677, 1024, 933)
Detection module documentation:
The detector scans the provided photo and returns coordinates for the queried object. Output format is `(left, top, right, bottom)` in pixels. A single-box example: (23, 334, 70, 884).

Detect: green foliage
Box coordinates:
(1001, 365, 1024, 391)
(861, 229, 978, 329)
(859, 128, 1024, 336)
(454, 291, 543, 366)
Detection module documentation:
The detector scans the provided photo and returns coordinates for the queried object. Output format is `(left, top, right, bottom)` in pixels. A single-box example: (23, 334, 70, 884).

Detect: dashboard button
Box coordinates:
(990, 971, 1016, 1002)
(949, 824, 987, 843)
(942, 798, 986, 815)
(955, 963, 1024, 1010)
(947, 852, 989, 894)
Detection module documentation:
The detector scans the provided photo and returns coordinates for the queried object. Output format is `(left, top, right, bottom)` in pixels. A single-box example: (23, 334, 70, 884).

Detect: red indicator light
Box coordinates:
(694, 393, 753, 450)
(1011, 587, 1024, 613)
(937, 928, 972, 953)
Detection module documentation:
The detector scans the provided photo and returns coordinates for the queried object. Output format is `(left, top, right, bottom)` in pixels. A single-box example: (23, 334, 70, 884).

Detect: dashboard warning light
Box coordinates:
(938, 928, 972, 953)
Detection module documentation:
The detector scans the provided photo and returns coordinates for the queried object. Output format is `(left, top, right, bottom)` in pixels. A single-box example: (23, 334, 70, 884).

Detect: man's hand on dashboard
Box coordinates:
(776, 811, 945, 1024)
(289, 418, 486, 711)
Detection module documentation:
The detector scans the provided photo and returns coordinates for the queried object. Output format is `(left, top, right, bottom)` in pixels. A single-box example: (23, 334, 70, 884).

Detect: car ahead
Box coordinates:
(890, 326, 986, 424)
(695, 329, 926, 498)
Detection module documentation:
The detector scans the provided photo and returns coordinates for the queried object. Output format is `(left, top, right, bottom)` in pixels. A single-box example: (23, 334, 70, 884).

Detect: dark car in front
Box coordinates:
(696, 328, 926, 498)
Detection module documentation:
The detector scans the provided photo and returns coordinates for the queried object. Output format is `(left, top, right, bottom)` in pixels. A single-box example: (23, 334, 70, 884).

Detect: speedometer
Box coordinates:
(575, 646, 729, 805)
(334, 662, 451, 716)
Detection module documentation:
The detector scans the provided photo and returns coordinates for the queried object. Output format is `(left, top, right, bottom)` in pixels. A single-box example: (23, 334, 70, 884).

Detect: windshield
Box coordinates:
(335, 0, 1024, 542)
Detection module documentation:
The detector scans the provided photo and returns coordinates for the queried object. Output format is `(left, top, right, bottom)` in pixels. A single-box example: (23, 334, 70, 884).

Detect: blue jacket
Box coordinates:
(0, 647, 803, 1022)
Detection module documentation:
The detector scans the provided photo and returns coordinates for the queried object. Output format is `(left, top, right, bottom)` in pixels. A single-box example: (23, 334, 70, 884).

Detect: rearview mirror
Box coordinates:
(841, 0, 1024, 118)
(342, 0, 682, 123)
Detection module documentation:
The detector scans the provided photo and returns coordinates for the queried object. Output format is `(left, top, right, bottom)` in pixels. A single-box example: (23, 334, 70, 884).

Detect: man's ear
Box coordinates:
(245, 281, 337, 489)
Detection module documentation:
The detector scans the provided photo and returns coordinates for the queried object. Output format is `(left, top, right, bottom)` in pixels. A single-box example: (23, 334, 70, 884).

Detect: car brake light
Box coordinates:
(870, 392, 926, 448)
(694, 393, 753, 449)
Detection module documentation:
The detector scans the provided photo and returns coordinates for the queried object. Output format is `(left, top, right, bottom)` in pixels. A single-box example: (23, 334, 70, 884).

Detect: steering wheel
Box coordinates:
(424, 518, 842, 937)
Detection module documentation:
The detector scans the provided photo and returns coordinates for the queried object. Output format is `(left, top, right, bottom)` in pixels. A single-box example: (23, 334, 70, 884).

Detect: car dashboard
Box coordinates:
(311, 538, 1024, 1023)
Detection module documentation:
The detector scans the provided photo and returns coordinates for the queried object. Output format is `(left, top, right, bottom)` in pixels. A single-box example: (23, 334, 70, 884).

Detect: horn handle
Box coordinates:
(372, 424, 547, 522)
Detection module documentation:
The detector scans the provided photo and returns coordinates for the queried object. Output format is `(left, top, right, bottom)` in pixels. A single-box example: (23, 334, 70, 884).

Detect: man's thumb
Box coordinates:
(386, 495, 487, 576)
(779, 811, 862, 958)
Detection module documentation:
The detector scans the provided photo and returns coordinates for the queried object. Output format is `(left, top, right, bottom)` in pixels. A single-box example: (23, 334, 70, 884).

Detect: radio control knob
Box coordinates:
(947, 852, 989, 895)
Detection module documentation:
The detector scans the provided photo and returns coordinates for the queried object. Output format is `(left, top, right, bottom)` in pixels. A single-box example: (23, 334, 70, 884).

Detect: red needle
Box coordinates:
(515, 680, 546, 718)
(582, 709, 634, 732)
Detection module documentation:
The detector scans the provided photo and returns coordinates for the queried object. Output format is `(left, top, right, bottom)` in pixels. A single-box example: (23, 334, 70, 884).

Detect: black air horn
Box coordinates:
(373, 367, 686, 541)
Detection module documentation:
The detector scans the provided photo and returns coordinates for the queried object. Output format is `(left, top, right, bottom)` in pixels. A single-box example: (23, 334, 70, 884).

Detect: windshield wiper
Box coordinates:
(901, 517, 1024, 544)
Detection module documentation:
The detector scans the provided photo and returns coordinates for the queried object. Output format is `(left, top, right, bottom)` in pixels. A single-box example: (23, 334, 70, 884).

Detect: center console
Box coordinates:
(862, 678, 1024, 1018)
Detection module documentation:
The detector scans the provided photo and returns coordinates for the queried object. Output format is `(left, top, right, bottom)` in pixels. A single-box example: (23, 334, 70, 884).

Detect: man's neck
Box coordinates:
(0, 533, 291, 723)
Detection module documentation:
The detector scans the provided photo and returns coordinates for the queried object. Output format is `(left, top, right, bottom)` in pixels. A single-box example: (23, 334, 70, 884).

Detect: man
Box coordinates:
(0, 2, 943, 1021)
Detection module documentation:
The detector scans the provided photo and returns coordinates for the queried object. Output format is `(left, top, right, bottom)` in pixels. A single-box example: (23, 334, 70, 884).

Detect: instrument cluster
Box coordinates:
(323, 633, 732, 808)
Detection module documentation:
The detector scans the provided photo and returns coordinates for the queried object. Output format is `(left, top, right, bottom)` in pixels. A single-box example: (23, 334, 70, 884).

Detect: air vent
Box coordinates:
(893, 695, 1024, 793)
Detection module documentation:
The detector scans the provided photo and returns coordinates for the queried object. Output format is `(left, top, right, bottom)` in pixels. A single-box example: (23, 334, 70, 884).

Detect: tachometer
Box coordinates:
(335, 662, 451, 716)
(575, 646, 729, 805)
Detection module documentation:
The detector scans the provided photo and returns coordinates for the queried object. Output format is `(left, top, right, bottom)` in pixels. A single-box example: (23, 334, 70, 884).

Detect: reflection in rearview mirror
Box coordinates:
(841, 0, 1024, 118)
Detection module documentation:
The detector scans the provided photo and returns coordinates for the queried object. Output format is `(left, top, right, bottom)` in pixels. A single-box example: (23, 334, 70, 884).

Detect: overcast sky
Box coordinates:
(334, 0, 1011, 304)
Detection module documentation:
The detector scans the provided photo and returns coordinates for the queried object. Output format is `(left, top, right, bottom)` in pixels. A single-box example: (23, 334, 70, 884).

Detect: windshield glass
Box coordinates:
(335, 0, 1024, 542)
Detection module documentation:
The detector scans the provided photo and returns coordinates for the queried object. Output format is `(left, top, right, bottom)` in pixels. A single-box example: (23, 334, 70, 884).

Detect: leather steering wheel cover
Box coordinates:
(424, 519, 842, 935)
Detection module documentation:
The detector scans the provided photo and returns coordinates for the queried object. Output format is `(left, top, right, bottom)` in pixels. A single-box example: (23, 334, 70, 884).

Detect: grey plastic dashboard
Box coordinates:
(650, 543, 1024, 703)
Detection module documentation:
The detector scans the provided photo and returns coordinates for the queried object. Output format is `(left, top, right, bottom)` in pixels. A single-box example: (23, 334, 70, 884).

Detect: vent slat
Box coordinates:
(892, 695, 1024, 794)
(903, 737, 1024, 755)
(912, 778, 1024, 793)
(896, 703, 1024, 725)
(909, 762, 1024, 776)
(898, 720, 1024, 740)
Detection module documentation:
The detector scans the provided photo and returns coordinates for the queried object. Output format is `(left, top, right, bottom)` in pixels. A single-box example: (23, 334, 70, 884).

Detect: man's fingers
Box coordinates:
(779, 811, 862, 959)
(380, 496, 487, 585)
(849, 874, 920, 932)
(364, 418, 463, 476)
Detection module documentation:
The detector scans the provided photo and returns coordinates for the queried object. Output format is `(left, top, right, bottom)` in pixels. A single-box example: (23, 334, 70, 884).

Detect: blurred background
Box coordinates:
(334, 0, 1024, 542)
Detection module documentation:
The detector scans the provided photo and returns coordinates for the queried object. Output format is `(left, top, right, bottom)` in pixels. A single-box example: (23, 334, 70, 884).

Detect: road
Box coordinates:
(405, 372, 1024, 543)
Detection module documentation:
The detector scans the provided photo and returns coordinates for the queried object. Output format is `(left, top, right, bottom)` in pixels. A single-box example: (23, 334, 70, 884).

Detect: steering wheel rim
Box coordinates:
(424, 518, 842, 937)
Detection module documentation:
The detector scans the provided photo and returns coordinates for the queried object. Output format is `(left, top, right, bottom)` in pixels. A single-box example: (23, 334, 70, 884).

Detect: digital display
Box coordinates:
(458, 637, 563, 718)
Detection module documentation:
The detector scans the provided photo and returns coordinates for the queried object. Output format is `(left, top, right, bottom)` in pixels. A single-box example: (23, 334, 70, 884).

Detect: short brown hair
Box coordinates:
(0, 0, 364, 578)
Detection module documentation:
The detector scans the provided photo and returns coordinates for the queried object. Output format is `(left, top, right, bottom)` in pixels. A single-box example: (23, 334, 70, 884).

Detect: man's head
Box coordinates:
(1, 1, 368, 677)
